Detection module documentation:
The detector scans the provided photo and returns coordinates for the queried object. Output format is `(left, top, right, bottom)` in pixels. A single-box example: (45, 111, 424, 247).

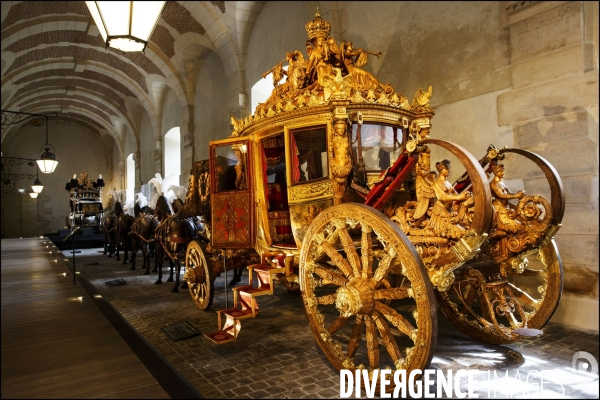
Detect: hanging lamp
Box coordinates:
(86, 1, 166, 52)
(36, 116, 58, 173)
(31, 171, 43, 193)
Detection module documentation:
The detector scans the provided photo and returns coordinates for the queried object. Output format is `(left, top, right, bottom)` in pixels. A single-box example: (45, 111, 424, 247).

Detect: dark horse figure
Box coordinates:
(129, 203, 158, 274)
(154, 196, 188, 293)
(103, 201, 123, 257)
(115, 211, 135, 264)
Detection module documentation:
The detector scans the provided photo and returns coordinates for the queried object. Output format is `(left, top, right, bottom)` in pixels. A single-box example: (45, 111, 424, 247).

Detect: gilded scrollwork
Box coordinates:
(288, 180, 333, 203)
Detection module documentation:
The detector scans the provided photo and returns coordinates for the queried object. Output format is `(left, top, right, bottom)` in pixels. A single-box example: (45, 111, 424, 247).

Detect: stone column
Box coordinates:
(154, 138, 163, 177)
(498, 1, 599, 330)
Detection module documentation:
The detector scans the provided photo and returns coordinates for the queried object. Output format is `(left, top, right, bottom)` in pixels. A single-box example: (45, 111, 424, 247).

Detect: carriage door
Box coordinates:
(209, 139, 254, 249)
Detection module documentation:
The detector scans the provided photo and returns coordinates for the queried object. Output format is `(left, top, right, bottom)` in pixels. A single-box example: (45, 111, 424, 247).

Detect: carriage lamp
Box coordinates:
(37, 116, 58, 173)
(86, 1, 166, 52)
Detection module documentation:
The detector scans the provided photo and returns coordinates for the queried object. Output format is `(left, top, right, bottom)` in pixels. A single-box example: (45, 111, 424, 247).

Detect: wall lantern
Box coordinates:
(36, 116, 58, 173)
(86, 1, 166, 52)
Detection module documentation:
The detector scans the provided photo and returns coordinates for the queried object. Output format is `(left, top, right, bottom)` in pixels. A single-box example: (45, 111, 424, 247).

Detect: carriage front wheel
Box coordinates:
(184, 240, 214, 311)
(299, 203, 437, 389)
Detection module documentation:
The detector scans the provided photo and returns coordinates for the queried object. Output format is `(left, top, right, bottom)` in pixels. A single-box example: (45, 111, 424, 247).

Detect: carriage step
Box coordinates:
(220, 307, 254, 320)
(513, 327, 543, 339)
(204, 330, 236, 344)
(238, 287, 270, 297)
(206, 253, 287, 345)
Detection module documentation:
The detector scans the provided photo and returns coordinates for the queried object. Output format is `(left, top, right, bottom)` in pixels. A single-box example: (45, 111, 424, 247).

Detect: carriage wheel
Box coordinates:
(185, 240, 214, 311)
(436, 239, 563, 344)
(300, 203, 436, 388)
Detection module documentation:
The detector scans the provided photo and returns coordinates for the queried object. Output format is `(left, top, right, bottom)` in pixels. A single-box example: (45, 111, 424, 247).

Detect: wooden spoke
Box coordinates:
(506, 283, 538, 305)
(365, 315, 379, 370)
(328, 315, 349, 335)
(317, 293, 337, 305)
(372, 248, 397, 282)
(460, 283, 477, 314)
(361, 226, 374, 279)
(347, 315, 364, 359)
(509, 267, 542, 277)
(374, 287, 408, 301)
(338, 226, 362, 278)
(375, 302, 414, 337)
(313, 265, 348, 286)
(373, 311, 403, 364)
(321, 241, 354, 278)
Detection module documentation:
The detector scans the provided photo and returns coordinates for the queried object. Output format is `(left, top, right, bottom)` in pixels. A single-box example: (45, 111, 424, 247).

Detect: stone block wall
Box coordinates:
(498, 1, 599, 330)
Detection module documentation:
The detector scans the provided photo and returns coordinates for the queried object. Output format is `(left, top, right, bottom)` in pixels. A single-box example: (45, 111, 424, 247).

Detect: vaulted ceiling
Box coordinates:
(1, 1, 266, 158)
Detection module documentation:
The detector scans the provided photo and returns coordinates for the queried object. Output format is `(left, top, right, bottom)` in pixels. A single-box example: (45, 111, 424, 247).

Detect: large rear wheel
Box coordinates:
(300, 203, 436, 390)
(436, 239, 563, 344)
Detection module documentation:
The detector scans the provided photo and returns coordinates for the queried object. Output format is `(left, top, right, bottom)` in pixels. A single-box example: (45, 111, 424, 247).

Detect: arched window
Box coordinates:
(126, 153, 135, 205)
(164, 127, 180, 184)
(251, 66, 287, 112)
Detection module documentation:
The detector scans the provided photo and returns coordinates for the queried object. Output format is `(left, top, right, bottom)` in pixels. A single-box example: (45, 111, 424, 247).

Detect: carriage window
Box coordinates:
(213, 143, 248, 193)
(352, 124, 402, 171)
(291, 126, 328, 184)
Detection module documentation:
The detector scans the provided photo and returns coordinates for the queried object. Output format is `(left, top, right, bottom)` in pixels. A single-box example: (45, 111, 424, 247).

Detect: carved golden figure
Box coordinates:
(425, 160, 470, 239)
(490, 163, 525, 234)
(330, 119, 352, 204)
(340, 41, 384, 91)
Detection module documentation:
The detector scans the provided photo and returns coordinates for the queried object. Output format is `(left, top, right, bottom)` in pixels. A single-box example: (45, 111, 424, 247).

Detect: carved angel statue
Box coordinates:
(425, 159, 471, 239)
(339, 41, 385, 92)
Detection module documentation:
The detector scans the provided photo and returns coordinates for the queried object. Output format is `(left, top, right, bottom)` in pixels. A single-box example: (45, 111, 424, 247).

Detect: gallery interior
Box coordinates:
(1, 1, 598, 399)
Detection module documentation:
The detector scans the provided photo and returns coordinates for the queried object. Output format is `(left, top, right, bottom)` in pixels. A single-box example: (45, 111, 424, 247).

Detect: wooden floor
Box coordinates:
(1, 238, 170, 399)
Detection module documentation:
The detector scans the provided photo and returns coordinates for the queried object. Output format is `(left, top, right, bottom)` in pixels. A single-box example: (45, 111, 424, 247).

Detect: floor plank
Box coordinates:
(1, 238, 170, 399)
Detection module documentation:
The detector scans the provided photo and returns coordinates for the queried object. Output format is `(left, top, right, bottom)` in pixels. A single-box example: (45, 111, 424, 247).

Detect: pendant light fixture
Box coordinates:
(31, 170, 43, 193)
(86, 1, 166, 52)
(29, 191, 39, 199)
(37, 116, 58, 173)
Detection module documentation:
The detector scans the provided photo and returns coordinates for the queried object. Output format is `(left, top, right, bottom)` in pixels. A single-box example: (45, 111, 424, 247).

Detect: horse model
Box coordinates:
(154, 195, 188, 292)
(129, 203, 158, 274)
(115, 210, 135, 264)
(102, 201, 123, 257)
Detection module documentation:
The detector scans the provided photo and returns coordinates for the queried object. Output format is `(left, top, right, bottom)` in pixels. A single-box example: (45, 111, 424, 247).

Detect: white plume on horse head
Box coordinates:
(135, 192, 148, 208)
(162, 174, 180, 204)
(123, 199, 135, 216)
(168, 185, 187, 202)
(148, 173, 164, 209)
(110, 189, 126, 204)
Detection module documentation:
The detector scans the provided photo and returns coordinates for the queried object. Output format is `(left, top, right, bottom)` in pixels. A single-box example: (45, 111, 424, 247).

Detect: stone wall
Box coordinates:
(497, 1, 599, 330)
(1, 122, 112, 235)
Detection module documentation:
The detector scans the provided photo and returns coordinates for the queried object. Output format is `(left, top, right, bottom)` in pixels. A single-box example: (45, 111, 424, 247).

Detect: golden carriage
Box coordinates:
(179, 9, 564, 384)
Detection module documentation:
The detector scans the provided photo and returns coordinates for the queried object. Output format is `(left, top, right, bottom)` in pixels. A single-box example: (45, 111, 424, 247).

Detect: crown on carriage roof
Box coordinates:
(305, 7, 331, 40)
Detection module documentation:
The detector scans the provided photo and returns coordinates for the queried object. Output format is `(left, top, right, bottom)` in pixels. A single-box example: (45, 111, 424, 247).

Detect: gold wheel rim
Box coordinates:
(185, 241, 213, 311)
(299, 203, 436, 388)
